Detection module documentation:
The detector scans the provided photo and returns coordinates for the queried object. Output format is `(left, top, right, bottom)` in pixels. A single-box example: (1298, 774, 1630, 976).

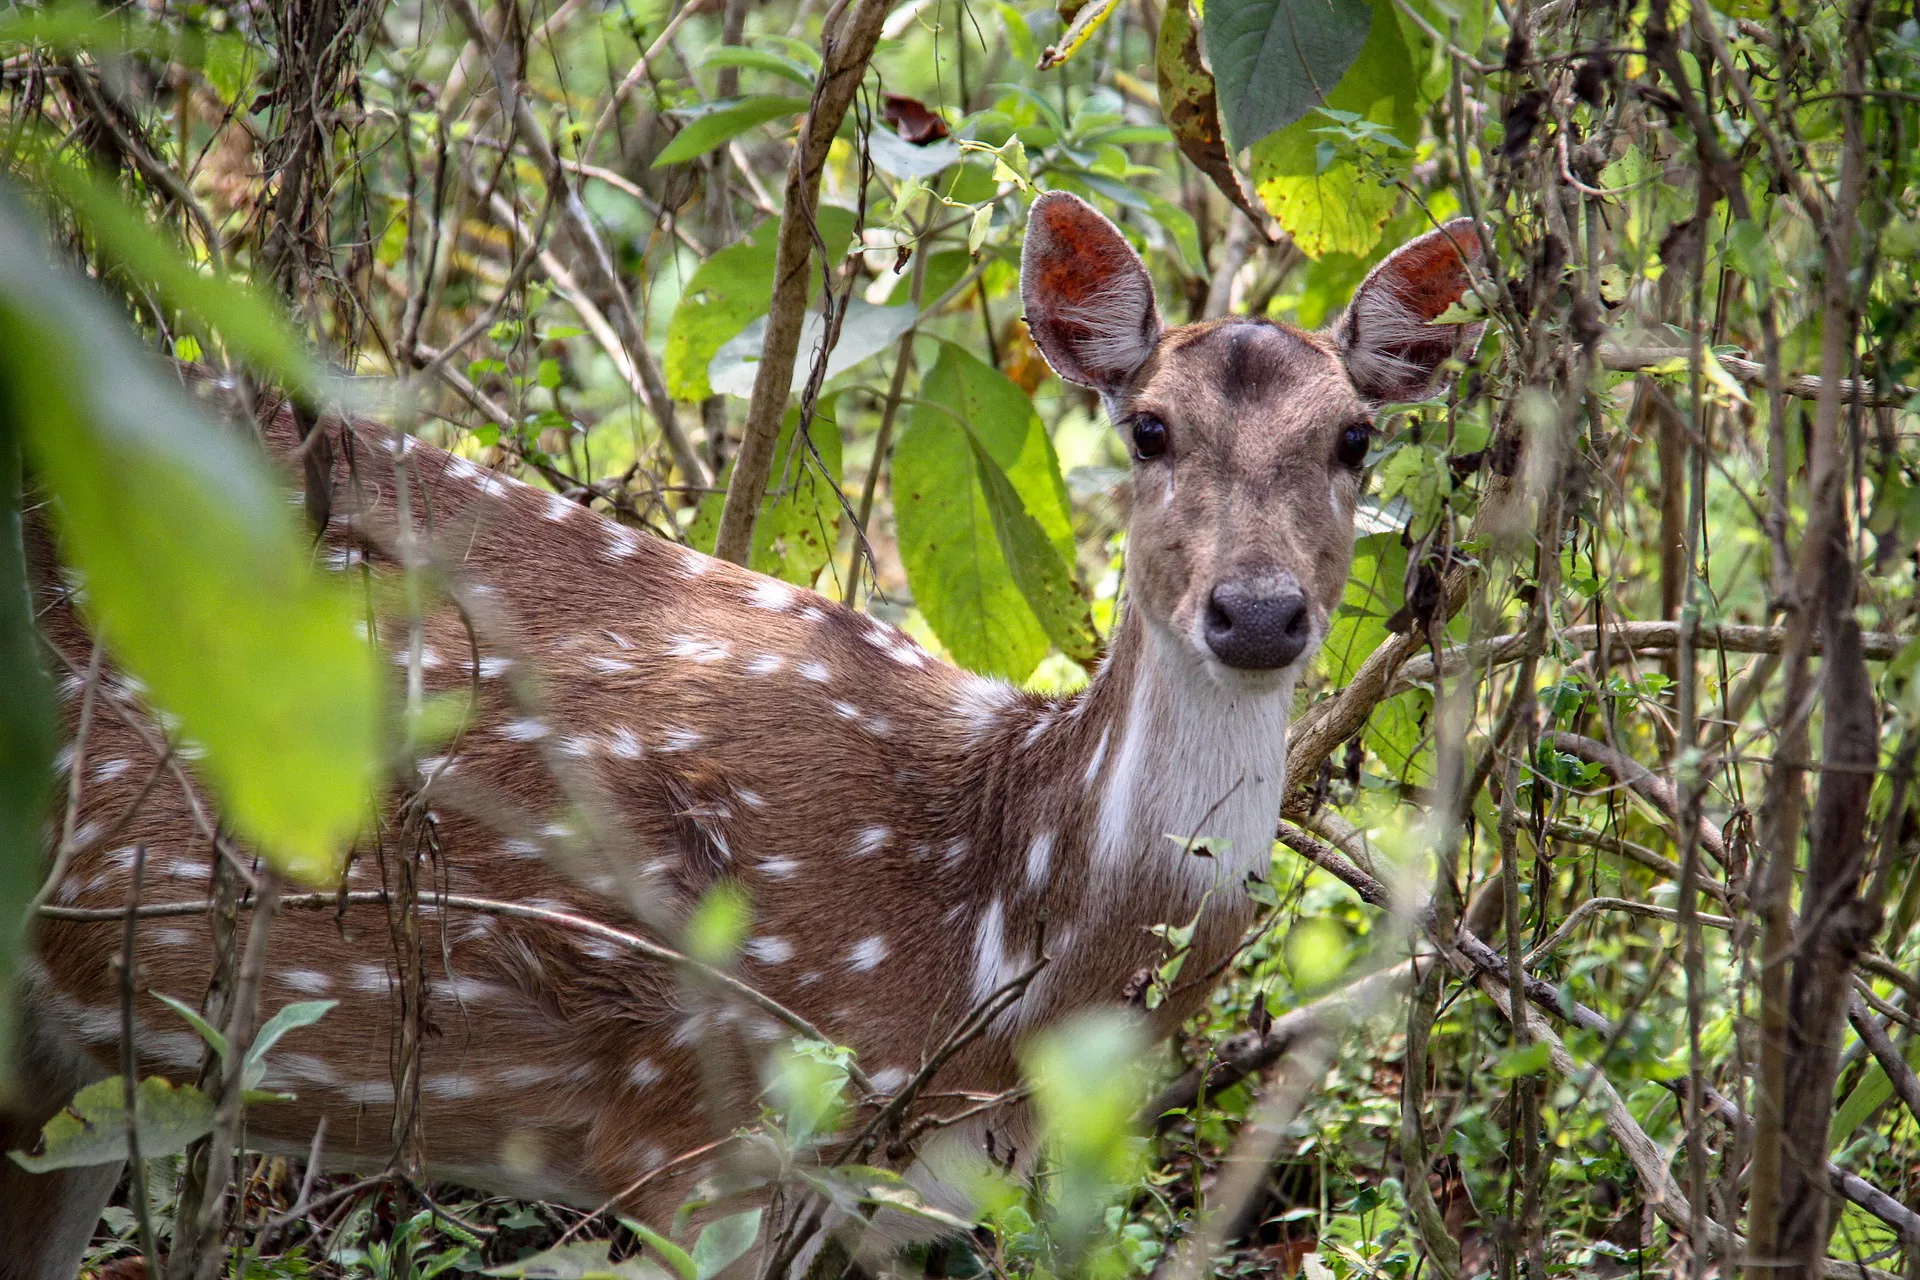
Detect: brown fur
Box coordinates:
(4, 194, 1480, 1277)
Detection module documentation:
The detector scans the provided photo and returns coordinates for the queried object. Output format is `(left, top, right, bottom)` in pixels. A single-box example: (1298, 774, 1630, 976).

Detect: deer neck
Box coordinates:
(1049, 598, 1294, 913)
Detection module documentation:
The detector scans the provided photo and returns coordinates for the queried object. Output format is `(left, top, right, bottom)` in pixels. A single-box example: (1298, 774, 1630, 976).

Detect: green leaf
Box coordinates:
(691, 1209, 762, 1280)
(688, 401, 843, 585)
(1829, 1034, 1920, 1148)
(8, 1076, 215, 1172)
(652, 97, 810, 168)
(960, 431, 1099, 663)
(37, 162, 319, 397)
(1037, 0, 1124, 69)
(0, 386, 56, 1089)
(484, 1240, 669, 1279)
(1154, 0, 1267, 226)
(0, 188, 381, 881)
(152, 992, 228, 1061)
(1249, 1, 1421, 258)
(617, 1219, 697, 1280)
(698, 46, 816, 88)
(1204, 0, 1372, 151)
(893, 342, 1089, 679)
(1493, 1040, 1553, 1078)
(243, 999, 338, 1090)
(664, 209, 856, 401)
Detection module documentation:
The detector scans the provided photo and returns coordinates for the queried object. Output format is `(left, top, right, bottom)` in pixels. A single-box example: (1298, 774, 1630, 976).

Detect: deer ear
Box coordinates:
(1021, 192, 1162, 391)
(1335, 218, 1485, 403)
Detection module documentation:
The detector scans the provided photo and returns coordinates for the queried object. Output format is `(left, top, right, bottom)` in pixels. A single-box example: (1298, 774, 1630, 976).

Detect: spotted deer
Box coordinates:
(5, 193, 1481, 1278)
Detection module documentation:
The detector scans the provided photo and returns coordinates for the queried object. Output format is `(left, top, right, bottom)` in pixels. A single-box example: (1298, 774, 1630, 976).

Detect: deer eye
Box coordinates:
(1131, 414, 1169, 461)
(1334, 421, 1373, 469)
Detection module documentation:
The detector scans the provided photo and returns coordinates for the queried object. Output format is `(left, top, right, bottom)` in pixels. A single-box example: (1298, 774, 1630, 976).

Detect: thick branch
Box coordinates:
(1599, 344, 1913, 408)
(711, 0, 893, 564)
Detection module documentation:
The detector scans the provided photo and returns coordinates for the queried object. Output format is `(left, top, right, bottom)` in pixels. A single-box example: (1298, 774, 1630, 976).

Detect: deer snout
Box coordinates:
(1203, 576, 1312, 671)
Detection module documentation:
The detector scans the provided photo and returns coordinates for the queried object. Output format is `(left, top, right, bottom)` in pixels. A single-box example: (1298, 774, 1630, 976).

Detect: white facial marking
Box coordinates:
(846, 935, 890, 972)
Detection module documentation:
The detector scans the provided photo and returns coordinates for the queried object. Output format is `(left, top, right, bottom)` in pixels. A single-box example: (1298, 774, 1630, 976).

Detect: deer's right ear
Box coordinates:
(1021, 192, 1162, 391)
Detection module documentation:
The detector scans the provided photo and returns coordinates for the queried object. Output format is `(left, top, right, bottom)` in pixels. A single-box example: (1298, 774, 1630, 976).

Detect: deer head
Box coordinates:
(1021, 192, 1483, 684)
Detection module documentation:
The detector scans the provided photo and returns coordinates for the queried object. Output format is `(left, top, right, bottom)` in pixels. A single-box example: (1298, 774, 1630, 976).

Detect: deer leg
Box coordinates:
(0, 993, 121, 1280)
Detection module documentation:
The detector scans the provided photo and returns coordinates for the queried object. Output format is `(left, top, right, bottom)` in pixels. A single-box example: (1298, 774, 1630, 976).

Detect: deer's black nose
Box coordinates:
(1204, 579, 1312, 671)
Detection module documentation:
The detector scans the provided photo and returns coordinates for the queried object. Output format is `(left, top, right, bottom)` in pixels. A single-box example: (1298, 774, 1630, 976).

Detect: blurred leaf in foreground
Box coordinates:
(0, 184, 381, 884)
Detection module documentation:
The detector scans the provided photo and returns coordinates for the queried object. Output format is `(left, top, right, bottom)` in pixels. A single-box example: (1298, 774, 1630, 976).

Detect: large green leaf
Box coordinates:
(0, 394, 56, 1089)
(1249, 0, 1420, 258)
(1204, 0, 1372, 151)
(652, 96, 810, 168)
(0, 187, 381, 882)
(8, 1075, 215, 1172)
(691, 1210, 762, 1280)
(688, 400, 843, 585)
(663, 208, 857, 401)
(893, 342, 1091, 679)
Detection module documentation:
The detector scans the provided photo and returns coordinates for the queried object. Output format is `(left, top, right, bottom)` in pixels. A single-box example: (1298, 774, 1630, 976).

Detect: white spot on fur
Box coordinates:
(352, 963, 392, 993)
(798, 659, 832, 683)
(628, 1059, 663, 1089)
(91, 757, 133, 783)
(503, 837, 541, 858)
(503, 718, 549, 742)
(736, 787, 766, 809)
(851, 826, 890, 858)
(607, 727, 644, 760)
(666, 635, 730, 664)
(479, 656, 513, 679)
(445, 456, 482, 483)
(559, 733, 598, 758)
(279, 969, 333, 995)
(155, 927, 195, 946)
(870, 1066, 910, 1093)
(1025, 831, 1055, 890)
(955, 678, 1019, 738)
(832, 699, 861, 721)
(759, 857, 800, 880)
(942, 838, 968, 866)
(1023, 714, 1053, 748)
(1084, 728, 1110, 787)
(659, 727, 702, 753)
(749, 580, 797, 611)
(604, 524, 641, 559)
(544, 491, 575, 522)
(499, 1063, 567, 1088)
(586, 655, 634, 674)
(425, 1075, 484, 1100)
(747, 652, 785, 676)
(846, 935, 890, 972)
(970, 899, 1019, 1005)
(340, 1080, 396, 1106)
(746, 936, 795, 964)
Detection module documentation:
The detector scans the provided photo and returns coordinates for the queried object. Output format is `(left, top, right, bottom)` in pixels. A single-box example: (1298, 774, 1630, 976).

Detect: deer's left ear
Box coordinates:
(1021, 191, 1162, 392)
(1334, 218, 1484, 403)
